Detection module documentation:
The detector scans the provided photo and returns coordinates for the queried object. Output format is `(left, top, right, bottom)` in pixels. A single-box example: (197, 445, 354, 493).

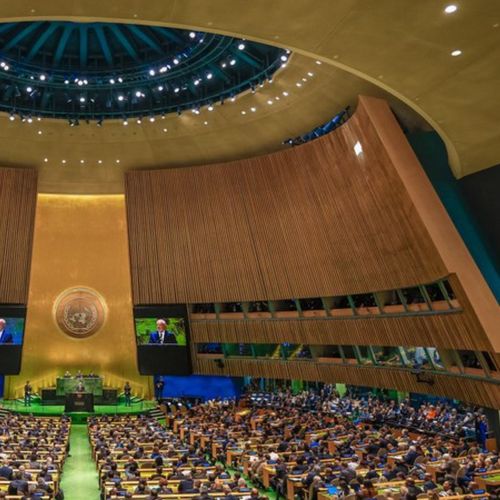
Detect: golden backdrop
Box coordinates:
(4, 194, 151, 399)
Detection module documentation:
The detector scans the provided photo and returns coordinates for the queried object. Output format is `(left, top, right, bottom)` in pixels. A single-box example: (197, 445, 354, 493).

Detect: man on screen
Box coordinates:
(0, 319, 13, 344)
(148, 319, 177, 344)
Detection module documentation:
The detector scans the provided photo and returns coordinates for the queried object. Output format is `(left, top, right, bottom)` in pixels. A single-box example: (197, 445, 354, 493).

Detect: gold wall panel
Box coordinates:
(5, 194, 151, 399)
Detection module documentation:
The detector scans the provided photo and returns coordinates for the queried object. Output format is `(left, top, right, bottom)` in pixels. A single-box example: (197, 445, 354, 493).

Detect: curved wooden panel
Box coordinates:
(125, 98, 447, 304)
(194, 357, 500, 409)
(0, 168, 37, 304)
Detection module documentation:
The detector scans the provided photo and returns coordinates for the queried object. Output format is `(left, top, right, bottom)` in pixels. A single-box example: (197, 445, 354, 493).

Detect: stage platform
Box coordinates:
(0, 398, 158, 423)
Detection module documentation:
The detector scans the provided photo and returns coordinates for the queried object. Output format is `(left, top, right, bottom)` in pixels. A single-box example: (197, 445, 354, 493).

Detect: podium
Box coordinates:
(65, 392, 94, 412)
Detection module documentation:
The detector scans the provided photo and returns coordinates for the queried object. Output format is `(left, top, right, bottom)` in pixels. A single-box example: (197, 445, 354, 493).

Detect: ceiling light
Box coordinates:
(135, 91, 142, 98)
(221, 62, 227, 68)
(149, 116, 155, 122)
(275, 96, 280, 101)
(64, 80, 70, 85)
(61, 160, 66, 164)
(451, 49, 462, 56)
(98, 160, 102, 164)
(444, 4, 458, 13)
(174, 87, 180, 93)
(79, 97, 86, 103)
(37, 130, 42, 135)
(149, 69, 156, 76)
(250, 107, 256, 112)
(296, 82, 302, 87)
(189, 32, 196, 39)
(173, 58, 179, 65)
(123, 119, 128, 126)
(230, 59, 236, 66)
(9, 113, 15, 121)
(118, 77, 123, 83)
(160, 66, 168, 73)
(3, 65, 9, 71)
(137, 118, 142, 124)
(26, 87, 33, 93)
(194, 79, 200, 86)
(0, 62, 4, 68)
(77, 80, 84, 86)
(39, 74, 47, 81)
(267, 100, 273, 105)
(307, 72, 314, 77)
(315, 60, 322, 65)
(207, 105, 214, 111)
(80, 159, 85, 164)
(354, 141, 363, 156)
(238, 43, 246, 50)
(116, 159, 120, 164)
(43, 158, 48, 162)
(83, 79, 88, 85)
(302, 78, 307, 82)
(163, 128, 168, 132)
(230, 96, 236, 102)
(203, 121, 208, 125)
(157, 85, 164, 91)
(280, 55, 288, 62)
(109, 78, 116, 84)
(282, 91, 289, 97)
(241, 110, 246, 115)
(206, 73, 213, 80)
(118, 95, 124, 101)
(27, 117, 33, 123)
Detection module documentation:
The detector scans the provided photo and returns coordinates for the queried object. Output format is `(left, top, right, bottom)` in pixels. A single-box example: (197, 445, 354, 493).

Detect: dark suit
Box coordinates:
(0, 465, 13, 480)
(0, 329, 13, 344)
(149, 330, 177, 344)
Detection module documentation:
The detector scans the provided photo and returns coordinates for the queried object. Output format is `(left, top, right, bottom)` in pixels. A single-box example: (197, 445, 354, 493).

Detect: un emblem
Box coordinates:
(53, 287, 106, 339)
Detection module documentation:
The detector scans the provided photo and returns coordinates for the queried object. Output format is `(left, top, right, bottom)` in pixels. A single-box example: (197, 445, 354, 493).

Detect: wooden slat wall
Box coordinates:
(190, 309, 490, 352)
(0, 168, 37, 304)
(125, 99, 448, 305)
(194, 357, 500, 409)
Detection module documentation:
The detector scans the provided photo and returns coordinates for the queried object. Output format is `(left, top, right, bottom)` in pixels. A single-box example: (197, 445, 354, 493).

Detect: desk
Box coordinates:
(65, 392, 94, 412)
(57, 377, 103, 396)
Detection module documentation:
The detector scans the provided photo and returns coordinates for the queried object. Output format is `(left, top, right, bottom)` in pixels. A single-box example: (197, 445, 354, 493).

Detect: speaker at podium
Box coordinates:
(65, 392, 94, 412)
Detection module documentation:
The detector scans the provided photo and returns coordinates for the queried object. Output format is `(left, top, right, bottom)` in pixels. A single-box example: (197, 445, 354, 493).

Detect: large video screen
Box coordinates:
(0, 305, 27, 374)
(134, 305, 192, 376)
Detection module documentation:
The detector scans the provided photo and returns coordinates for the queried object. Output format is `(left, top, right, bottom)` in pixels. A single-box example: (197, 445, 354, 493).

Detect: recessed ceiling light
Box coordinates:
(282, 91, 289, 97)
(98, 160, 103, 164)
(203, 121, 208, 125)
(189, 32, 196, 39)
(80, 159, 85, 164)
(207, 105, 214, 111)
(267, 100, 273, 105)
(61, 160, 66, 164)
(37, 130, 42, 135)
(116, 159, 121, 164)
(118, 95, 124, 102)
(39, 74, 46, 81)
(238, 43, 246, 50)
(250, 107, 257, 112)
(241, 110, 246, 115)
(43, 158, 48, 162)
(451, 49, 462, 56)
(163, 128, 168, 132)
(307, 72, 314, 77)
(149, 116, 155, 122)
(354, 141, 363, 156)
(296, 82, 302, 87)
(149, 69, 156, 76)
(230, 59, 236, 66)
(444, 4, 458, 14)
(315, 60, 322, 65)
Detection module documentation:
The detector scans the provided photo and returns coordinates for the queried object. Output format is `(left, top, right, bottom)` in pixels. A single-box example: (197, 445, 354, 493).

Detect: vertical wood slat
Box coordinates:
(0, 168, 37, 304)
(125, 99, 448, 305)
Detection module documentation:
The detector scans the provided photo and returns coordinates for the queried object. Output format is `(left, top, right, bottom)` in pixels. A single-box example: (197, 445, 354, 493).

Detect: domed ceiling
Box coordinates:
(0, 21, 287, 121)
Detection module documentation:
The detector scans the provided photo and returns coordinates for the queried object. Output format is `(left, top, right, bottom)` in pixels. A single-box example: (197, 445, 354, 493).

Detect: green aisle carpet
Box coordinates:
(60, 424, 100, 500)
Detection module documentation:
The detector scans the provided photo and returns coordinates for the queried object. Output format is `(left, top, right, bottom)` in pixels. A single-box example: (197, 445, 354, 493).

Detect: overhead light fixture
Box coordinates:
(118, 95, 125, 102)
(37, 130, 42, 135)
(444, 4, 458, 13)
(189, 32, 196, 39)
(149, 69, 156, 76)
(109, 78, 116, 84)
(43, 158, 48, 162)
(26, 87, 33, 93)
(206, 73, 213, 80)
(451, 49, 462, 56)
(163, 128, 168, 132)
(61, 159, 67, 164)
(250, 107, 257, 112)
(157, 85, 164, 91)
(98, 160, 103, 164)
(137, 117, 142, 124)
(173, 58, 179, 65)
(39, 74, 47, 81)
(354, 141, 363, 156)
(238, 43, 246, 50)
(280, 55, 288, 62)
(267, 100, 273, 105)
(123, 119, 129, 126)
(80, 159, 85, 164)
(149, 116, 155, 122)
(241, 110, 246, 115)
(9, 112, 15, 121)
(115, 159, 120, 164)
(207, 105, 214, 111)
(230, 59, 236, 66)
(79, 97, 86, 103)
(315, 60, 322, 65)
(282, 91, 289, 97)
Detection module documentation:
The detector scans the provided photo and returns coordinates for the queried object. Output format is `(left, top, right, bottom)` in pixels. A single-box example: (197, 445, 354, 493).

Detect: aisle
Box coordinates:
(60, 424, 100, 500)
